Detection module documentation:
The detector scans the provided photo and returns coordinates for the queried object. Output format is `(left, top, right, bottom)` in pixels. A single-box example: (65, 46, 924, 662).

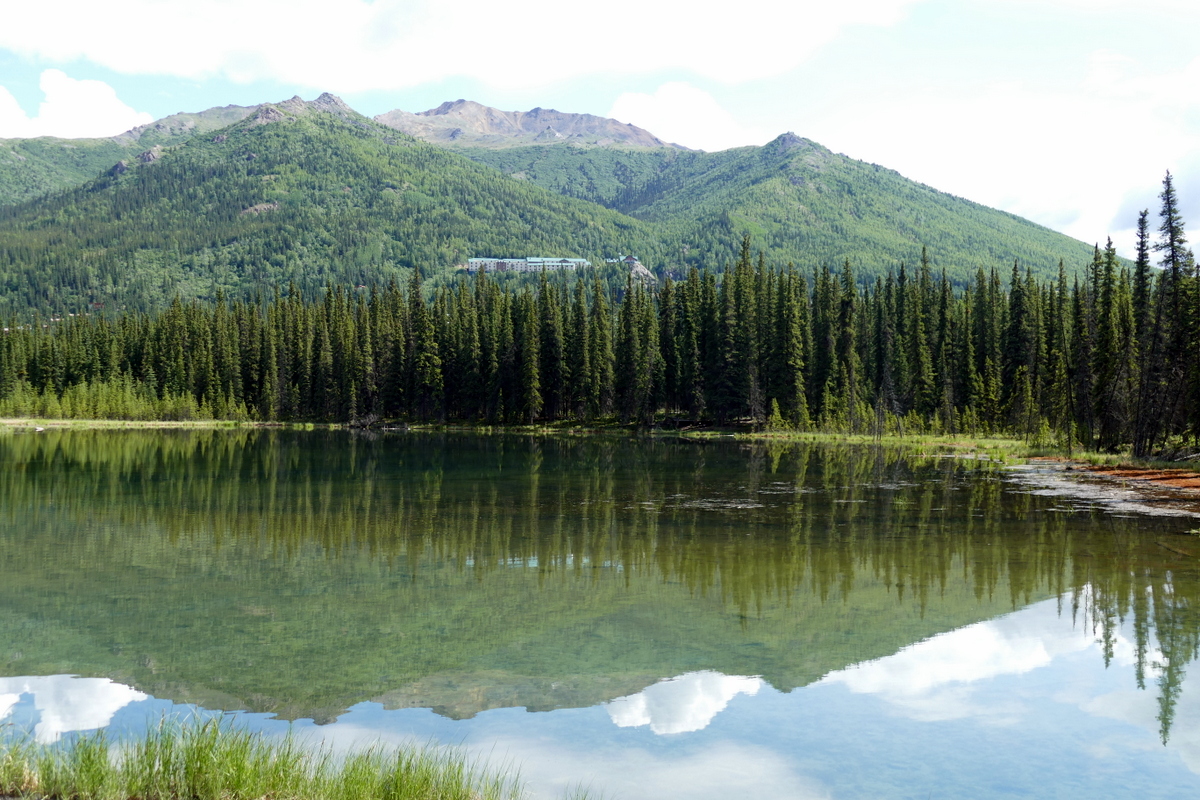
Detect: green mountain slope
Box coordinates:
(0, 94, 1101, 314)
(460, 143, 690, 208)
(0, 137, 132, 206)
(0, 96, 665, 314)
(0, 104, 256, 206)
(461, 134, 1099, 280)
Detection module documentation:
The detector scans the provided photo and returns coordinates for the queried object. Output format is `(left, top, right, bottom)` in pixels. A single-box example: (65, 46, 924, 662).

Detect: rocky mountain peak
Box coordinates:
(425, 99, 483, 116)
(248, 104, 289, 126)
(772, 132, 808, 152)
(310, 93, 357, 118)
(375, 100, 689, 150)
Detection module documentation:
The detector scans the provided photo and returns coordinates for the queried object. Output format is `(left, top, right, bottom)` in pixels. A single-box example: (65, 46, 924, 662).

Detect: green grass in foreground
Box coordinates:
(0, 720, 521, 800)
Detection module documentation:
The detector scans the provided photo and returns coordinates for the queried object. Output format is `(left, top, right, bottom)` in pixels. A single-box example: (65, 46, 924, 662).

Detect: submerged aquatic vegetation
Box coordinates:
(0, 719, 520, 800)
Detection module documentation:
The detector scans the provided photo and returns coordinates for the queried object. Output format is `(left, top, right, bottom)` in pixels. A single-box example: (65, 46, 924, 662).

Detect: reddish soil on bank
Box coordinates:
(1069, 464, 1200, 493)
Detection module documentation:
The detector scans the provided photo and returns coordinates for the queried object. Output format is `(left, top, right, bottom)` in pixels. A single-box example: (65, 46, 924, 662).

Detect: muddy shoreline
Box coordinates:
(1010, 458, 1200, 519)
(1071, 463, 1200, 492)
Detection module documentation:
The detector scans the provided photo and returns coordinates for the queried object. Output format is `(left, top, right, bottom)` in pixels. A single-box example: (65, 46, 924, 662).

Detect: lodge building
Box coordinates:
(466, 257, 591, 273)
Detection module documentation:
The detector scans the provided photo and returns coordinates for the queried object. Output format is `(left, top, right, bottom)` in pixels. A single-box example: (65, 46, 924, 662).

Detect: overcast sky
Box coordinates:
(2, 0, 1198, 257)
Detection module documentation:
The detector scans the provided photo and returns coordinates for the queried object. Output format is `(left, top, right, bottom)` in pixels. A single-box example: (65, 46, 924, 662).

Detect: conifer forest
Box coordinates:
(1, 172, 1195, 458)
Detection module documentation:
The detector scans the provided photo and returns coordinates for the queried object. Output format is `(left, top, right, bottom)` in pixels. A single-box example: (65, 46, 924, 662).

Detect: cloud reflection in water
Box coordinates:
(605, 670, 762, 734)
(0, 675, 148, 743)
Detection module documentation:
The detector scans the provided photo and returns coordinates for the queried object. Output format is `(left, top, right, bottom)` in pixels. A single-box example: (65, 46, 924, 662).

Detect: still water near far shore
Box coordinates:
(2, 429, 1199, 798)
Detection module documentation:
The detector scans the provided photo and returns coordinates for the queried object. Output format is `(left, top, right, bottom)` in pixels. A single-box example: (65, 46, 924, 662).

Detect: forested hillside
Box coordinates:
(0, 96, 666, 315)
(462, 135, 1100, 281)
(0, 103, 256, 206)
(0, 137, 132, 206)
(0, 95, 1103, 317)
(2, 175, 1193, 456)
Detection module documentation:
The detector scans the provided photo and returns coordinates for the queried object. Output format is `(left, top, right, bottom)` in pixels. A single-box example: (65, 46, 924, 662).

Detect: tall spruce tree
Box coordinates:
(1134, 171, 1191, 455)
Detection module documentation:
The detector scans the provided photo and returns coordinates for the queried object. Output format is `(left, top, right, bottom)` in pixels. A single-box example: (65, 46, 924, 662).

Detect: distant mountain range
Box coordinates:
(375, 98, 687, 149)
(0, 97, 680, 207)
(0, 94, 1100, 313)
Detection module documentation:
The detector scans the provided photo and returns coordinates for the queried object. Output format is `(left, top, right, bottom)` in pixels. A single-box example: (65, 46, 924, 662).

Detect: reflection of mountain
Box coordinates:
(0, 431, 1196, 735)
(374, 670, 662, 720)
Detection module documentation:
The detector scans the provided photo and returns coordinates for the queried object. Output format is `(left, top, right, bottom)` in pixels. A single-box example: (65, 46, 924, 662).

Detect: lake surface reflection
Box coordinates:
(2, 429, 1199, 798)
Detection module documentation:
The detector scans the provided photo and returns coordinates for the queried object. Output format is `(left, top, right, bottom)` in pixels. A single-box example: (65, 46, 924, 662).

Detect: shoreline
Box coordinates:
(0, 417, 1026, 452)
(5, 416, 1198, 483)
(1013, 457, 1200, 520)
(0, 417, 265, 430)
(1065, 461, 1200, 496)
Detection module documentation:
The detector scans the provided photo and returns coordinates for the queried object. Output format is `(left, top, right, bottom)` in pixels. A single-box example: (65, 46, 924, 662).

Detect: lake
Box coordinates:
(2, 429, 1199, 798)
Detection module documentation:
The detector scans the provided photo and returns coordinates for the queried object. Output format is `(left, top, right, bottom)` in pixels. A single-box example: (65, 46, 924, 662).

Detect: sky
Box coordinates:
(2, 0, 1199, 257)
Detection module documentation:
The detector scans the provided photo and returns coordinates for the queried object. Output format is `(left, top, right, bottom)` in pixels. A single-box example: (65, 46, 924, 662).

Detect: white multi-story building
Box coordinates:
(466, 257, 591, 274)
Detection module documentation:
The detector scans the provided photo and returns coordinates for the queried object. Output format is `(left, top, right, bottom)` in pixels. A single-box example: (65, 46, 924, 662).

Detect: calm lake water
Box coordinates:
(2, 429, 1200, 799)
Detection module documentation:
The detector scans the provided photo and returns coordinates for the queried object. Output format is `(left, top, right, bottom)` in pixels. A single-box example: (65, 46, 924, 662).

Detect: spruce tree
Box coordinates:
(513, 289, 542, 423)
(566, 279, 591, 420)
(536, 275, 566, 420)
(1135, 171, 1191, 455)
(588, 275, 614, 418)
(1132, 209, 1152, 348)
(407, 269, 444, 421)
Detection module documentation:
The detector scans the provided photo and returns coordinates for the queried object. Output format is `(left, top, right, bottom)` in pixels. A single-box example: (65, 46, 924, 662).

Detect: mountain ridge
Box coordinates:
(0, 102, 261, 206)
(374, 98, 689, 150)
(457, 129, 1098, 277)
(0, 93, 1102, 314)
(0, 96, 671, 314)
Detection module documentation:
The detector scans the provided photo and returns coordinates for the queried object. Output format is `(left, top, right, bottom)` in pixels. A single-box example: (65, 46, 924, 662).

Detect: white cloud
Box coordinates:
(0, 1, 919, 93)
(605, 670, 762, 734)
(610, 83, 772, 152)
(1033, 0, 1200, 13)
(804, 49, 1200, 256)
(0, 675, 148, 743)
(0, 69, 152, 138)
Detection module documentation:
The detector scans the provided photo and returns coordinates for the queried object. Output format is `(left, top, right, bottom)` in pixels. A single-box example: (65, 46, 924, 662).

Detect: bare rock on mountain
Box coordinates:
(774, 132, 806, 153)
(138, 145, 164, 163)
(533, 126, 565, 142)
(249, 105, 289, 126)
(630, 260, 656, 286)
(235, 93, 367, 131)
(310, 92, 357, 118)
(375, 99, 690, 150)
(240, 201, 279, 215)
(275, 96, 310, 115)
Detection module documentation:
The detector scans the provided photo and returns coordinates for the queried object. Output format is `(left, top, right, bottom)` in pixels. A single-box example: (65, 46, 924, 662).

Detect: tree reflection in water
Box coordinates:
(0, 429, 1196, 740)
